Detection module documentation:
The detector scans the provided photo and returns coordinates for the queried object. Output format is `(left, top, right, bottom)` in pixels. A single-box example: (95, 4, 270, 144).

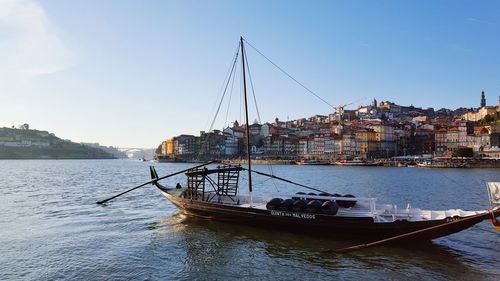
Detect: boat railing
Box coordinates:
(195, 191, 380, 215)
(203, 193, 241, 205)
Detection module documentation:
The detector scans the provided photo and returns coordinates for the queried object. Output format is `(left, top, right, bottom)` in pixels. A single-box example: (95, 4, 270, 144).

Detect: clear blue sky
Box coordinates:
(1, 0, 499, 148)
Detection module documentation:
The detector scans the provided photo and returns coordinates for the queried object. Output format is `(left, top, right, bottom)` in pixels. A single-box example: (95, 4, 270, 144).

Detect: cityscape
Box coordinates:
(158, 91, 500, 162)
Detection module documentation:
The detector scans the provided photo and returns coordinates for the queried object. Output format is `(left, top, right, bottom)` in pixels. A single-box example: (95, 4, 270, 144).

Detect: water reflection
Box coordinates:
(150, 213, 493, 280)
(149, 212, 189, 232)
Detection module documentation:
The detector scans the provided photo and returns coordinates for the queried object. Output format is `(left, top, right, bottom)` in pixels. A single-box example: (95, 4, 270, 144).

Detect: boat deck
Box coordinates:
(167, 189, 487, 223)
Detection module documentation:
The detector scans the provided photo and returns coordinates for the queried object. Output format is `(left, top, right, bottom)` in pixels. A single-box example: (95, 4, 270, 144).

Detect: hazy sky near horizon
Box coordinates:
(1, 0, 499, 148)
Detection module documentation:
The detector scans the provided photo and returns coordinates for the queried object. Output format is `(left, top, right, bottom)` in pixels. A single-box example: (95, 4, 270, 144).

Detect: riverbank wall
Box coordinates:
(219, 158, 500, 168)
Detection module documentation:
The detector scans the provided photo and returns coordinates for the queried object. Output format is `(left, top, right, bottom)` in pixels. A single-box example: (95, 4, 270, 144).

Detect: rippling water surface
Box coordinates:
(0, 160, 498, 280)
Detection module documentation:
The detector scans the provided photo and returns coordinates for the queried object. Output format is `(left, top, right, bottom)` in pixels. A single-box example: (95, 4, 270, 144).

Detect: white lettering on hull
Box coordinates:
(270, 210, 316, 219)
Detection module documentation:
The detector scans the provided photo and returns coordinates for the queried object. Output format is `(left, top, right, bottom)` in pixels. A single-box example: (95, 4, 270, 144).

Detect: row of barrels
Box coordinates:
(266, 192, 357, 216)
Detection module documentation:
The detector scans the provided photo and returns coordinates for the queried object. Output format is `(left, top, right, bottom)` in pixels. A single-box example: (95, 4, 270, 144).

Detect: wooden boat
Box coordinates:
(156, 155, 185, 163)
(295, 159, 330, 165)
(417, 160, 448, 168)
(149, 37, 500, 245)
(334, 159, 382, 166)
(151, 165, 500, 241)
(153, 165, 500, 240)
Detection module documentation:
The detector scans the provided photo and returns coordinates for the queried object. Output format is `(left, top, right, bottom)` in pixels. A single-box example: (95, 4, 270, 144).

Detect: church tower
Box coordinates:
(480, 90, 486, 108)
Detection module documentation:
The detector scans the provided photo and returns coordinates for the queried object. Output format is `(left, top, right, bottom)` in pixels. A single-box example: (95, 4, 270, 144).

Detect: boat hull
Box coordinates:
(156, 187, 495, 242)
(334, 161, 382, 166)
(417, 164, 448, 168)
(295, 161, 330, 165)
(156, 155, 185, 163)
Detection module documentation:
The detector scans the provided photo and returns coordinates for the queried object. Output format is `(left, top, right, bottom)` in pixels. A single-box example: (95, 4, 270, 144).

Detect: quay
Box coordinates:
(218, 157, 500, 168)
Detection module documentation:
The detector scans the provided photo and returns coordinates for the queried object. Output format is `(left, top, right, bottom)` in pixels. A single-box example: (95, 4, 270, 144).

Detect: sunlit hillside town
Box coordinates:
(157, 92, 500, 164)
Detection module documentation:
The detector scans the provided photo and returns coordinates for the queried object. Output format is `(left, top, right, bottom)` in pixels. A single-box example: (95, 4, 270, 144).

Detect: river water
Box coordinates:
(0, 159, 498, 280)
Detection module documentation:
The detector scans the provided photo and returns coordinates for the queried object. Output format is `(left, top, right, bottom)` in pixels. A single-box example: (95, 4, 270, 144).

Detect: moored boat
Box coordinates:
(334, 159, 382, 166)
(417, 160, 448, 168)
(295, 159, 330, 165)
(156, 155, 185, 163)
(147, 38, 499, 245)
(151, 164, 500, 241)
(100, 37, 500, 251)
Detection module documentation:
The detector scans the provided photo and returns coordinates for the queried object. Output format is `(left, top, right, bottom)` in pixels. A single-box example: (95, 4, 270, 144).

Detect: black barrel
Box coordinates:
(266, 198, 283, 210)
(305, 200, 322, 213)
(292, 191, 307, 200)
(318, 192, 332, 202)
(291, 199, 307, 212)
(320, 200, 339, 215)
(306, 192, 317, 201)
(337, 194, 357, 208)
(278, 198, 294, 211)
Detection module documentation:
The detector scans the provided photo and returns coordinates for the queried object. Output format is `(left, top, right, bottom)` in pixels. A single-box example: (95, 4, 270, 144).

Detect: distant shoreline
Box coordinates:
(0, 127, 126, 159)
(0, 157, 118, 160)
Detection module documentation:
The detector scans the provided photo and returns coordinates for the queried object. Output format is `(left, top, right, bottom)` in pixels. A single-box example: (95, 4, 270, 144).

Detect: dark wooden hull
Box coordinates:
(155, 185, 498, 242)
(156, 155, 185, 163)
(335, 161, 382, 166)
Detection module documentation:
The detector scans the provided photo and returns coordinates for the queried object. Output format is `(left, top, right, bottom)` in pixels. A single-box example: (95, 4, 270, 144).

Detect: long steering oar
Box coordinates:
(332, 210, 497, 253)
(96, 161, 215, 204)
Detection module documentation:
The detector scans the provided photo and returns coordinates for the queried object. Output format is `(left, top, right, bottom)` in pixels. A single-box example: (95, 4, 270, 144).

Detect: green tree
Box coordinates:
(452, 147, 473, 157)
(155, 143, 162, 155)
(483, 114, 494, 123)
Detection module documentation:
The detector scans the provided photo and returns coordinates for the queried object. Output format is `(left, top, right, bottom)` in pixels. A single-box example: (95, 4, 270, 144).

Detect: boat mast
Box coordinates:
(240, 36, 253, 193)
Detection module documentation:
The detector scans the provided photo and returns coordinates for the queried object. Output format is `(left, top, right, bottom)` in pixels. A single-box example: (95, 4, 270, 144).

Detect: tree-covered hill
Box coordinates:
(0, 127, 118, 159)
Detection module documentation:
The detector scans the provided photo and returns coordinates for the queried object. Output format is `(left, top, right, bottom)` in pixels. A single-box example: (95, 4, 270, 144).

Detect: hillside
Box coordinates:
(0, 127, 118, 159)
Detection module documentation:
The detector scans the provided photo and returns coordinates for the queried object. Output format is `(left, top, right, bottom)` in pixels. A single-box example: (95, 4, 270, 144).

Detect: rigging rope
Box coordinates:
(196, 44, 240, 160)
(224, 58, 239, 127)
(266, 164, 280, 193)
(243, 38, 335, 109)
(243, 46, 262, 124)
(241, 167, 329, 194)
(268, 164, 279, 192)
(208, 48, 240, 132)
(204, 43, 241, 131)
